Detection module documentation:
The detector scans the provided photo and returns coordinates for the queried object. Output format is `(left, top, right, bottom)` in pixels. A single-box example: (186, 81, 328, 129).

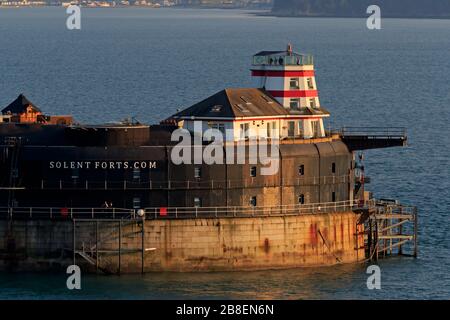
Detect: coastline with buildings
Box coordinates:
(271, 0, 450, 19)
(0, 1, 175, 7)
(0, 0, 272, 8)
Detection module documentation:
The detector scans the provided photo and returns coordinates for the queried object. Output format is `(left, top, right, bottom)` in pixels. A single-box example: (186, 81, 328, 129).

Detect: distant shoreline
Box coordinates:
(256, 11, 450, 20)
(1, 5, 449, 19)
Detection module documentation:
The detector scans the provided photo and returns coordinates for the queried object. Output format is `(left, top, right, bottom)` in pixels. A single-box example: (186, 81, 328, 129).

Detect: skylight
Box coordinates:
(240, 96, 252, 105)
(261, 95, 273, 104)
(235, 104, 250, 113)
(211, 105, 223, 113)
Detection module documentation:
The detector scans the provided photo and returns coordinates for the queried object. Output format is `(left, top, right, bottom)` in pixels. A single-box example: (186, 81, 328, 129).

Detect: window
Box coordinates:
(289, 78, 300, 89)
(133, 167, 140, 180)
(132, 197, 141, 209)
(311, 120, 319, 137)
(298, 120, 303, 137)
(266, 122, 271, 138)
(298, 164, 305, 176)
(307, 78, 314, 89)
(298, 194, 305, 204)
(250, 166, 257, 177)
(194, 166, 201, 178)
(240, 123, 250, 139)
(332, 162, 336, 174)
(71, 168, 79, 180)
(289, 98, 300, 110)
(210, 122, 225, 135)
(250, 196, 257, 207)
(332, 192, 336, 202)
(288, 121, 295, 137)
(194, 197, 202, 208)
(309, 98, 316, 108)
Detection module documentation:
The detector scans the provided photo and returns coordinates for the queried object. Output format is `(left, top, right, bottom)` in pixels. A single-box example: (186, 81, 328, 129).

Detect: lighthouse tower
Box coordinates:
(251, 44, 329, 138)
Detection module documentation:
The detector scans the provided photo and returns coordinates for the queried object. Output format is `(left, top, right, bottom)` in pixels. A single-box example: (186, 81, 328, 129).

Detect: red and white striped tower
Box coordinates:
(251, 44, 329, 138)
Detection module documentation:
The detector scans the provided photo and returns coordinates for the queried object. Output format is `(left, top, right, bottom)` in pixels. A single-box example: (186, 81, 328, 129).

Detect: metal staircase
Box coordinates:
(357, 199, 418, 261)
(72, 219, 147, 274)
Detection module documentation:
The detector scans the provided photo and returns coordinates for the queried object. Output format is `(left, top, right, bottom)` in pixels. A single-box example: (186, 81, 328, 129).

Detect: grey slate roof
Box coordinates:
(171, 88, 330, 119)
(171, 88, 289, 119)
(2, 94, 41, 114)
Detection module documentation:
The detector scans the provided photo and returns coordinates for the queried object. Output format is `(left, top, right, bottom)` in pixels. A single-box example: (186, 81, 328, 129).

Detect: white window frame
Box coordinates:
(289, 78, 300, 90)
(289, 98, 300, 110)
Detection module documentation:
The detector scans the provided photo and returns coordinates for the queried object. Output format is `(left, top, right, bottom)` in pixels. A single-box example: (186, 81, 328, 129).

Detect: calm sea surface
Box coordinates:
(0, 7, 449, 300)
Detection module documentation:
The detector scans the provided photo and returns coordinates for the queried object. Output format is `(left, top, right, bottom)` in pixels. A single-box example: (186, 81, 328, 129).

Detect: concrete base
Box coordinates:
(0, 212, 365, 273)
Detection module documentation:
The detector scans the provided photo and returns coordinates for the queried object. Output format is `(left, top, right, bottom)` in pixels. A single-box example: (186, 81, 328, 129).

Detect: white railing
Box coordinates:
(1, 199, 415, 221)
(0, 207, 135, 220)
(0, 200, 361, 220)
(35, 174, 351, 191)
(144, 199, 362, 219)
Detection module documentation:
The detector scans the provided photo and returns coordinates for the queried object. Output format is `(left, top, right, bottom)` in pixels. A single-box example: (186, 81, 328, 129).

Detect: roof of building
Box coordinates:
(171, 88, 290, 119)
(1, 94, 41, 115)
(171, 88, 330, 120)
(253, 50, 309, 58)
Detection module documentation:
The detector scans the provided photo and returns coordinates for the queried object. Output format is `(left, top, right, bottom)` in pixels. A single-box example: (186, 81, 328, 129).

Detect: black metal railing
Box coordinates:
(339, 127, 407, 138)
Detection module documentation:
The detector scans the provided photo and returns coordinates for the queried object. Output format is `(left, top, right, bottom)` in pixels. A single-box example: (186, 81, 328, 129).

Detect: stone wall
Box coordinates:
(0, 212, 365, 273)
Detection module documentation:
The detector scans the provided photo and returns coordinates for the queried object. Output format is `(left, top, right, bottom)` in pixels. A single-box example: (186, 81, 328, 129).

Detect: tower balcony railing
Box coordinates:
(29, 174, 351, 191)
(252, 54, 314, 66)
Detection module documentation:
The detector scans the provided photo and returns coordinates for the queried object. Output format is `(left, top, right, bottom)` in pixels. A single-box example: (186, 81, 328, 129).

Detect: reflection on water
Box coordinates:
(0, 258, 437, 300)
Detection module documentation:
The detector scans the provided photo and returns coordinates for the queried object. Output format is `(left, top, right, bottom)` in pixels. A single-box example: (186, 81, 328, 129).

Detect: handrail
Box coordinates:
(339, 127, 406, 137)
(0, 207, 135, 220)
(0, 200, 359, 220)
(0, 199, 416, 220)
(144, 199, 358, 219)
(30, 174, 351, 191)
